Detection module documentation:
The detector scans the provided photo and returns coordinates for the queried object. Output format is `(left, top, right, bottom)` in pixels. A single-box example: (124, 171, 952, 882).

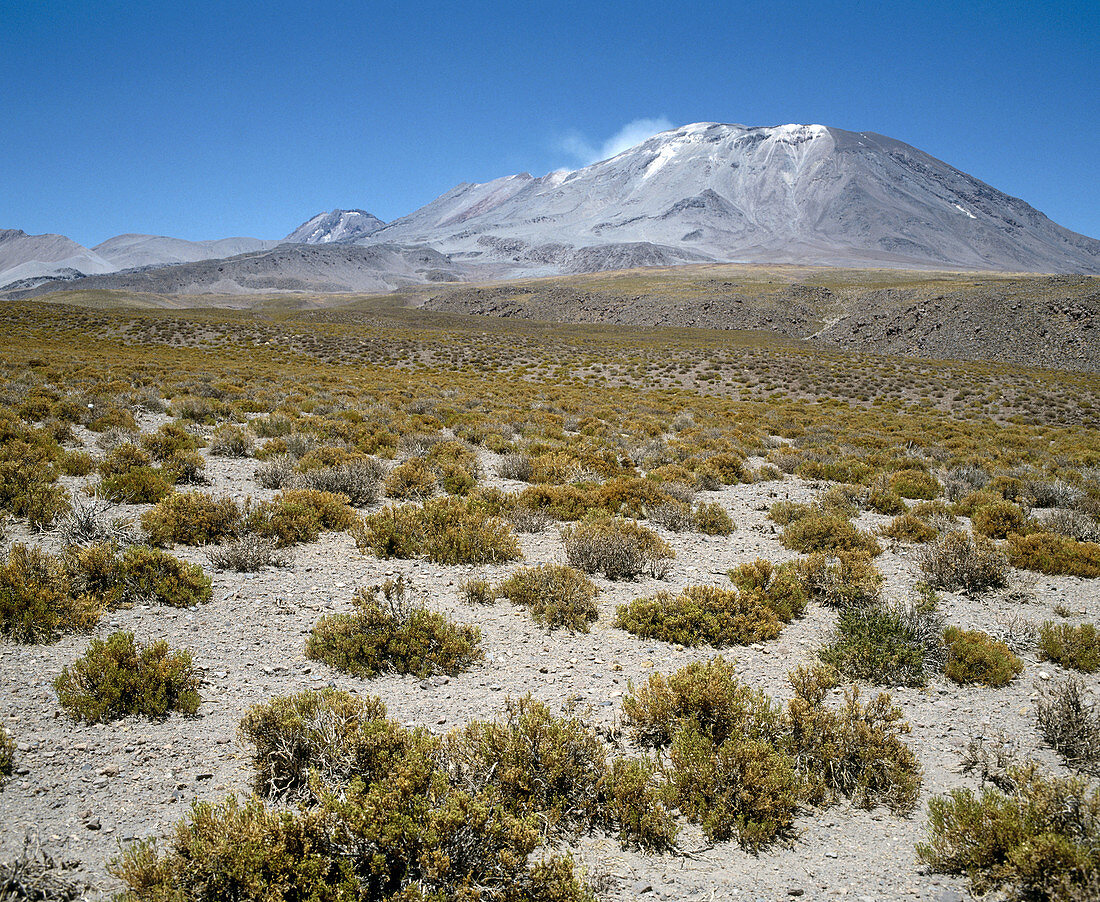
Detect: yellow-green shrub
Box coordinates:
(943, 627, 1023, 687)
(1006, 533, 1100, 577)
(496, 564, 599, 631)
(781, 511, 881, 556)
(694, 501, 735, 535)
(1039, 621, 1100, 673)
(142, 491, 241, 546)
(55, 631, 201, 722)
(971, 500, 1028, 539)
(0, 543, 100, 643)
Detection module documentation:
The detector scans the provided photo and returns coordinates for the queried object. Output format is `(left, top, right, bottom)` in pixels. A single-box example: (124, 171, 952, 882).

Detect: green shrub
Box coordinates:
(621, 657, 781, 748)
(785, 665, 922, 813)
(353, 497, 521, 565)
(561, 516, 673, 579)
(54, 631, 201, 722)
(819, 603, 940, 687)
(446, 695, 675, 850)
(161, 449, 207, 485)
(768, 500, 811, 526)
(727, 558, 808, 621)
(889, 469, 941, 500)
(950, 489, 1003, 518)
(1036, 676, 1100, 775)
(142, 421, 202, 460)
(882, 512, 938, 544)
(496, 564, 599, 631)
(246, 489, 354, 546)
(1007, 533, 1100, 577)
(917, 764, 1100, 901)
(668, 724, 800, 849)
(119, 545, 213, 607)
(0, 543, 101, 643)
(919, 531, 1009, 594)
(693, 501, 735, 535)
(971, 500, 1028, 539)
(866, 488, 907, 515)
(142, 491, 241, 546)
(943, 627, 1022, 687)
(209, 424, 254, 457)
(98, 443, 173, 503)
(306, 578, 483, 678)
(460, 577, 495, 605)
(781, 511, 881, 556)
(797, 551, 884, 609)
(1039, 621, 1100, 673)
(0, 724, 13, 784)
(615, 584, 788, 647)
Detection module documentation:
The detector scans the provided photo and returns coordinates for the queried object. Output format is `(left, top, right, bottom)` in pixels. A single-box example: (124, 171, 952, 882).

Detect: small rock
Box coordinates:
(787, 889, 805, 897)
(1038, 670, 1052, 681)
(631, 880, 653, 895)
(85, 817, 101, 831)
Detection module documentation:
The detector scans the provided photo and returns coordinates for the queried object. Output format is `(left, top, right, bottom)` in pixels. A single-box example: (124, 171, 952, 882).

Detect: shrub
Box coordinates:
(460, 578, 495, 605)
(918, 531, 1009, 594)
(254, 454, 294, 489)
(1006, 533, 1100, 577)
(621, 657, 782, 748)
(306, 578, 483, 678)
(496, 564, 599, 631)
(0, 544, 100, 643)
(1036, 676, 1100, 775)
(97, 443, 173, 504)
(797, 551, 883, 610)
(141, 421, 202, 460)
(971, 500, 1028, 539)
(209, 424, 254, 457)
(819, 602, 942, 687)
(288, 461, 382, 506)
(161, 449, 207, 485)
(866, 487, 907, 515)
(353, 497, 521, 565)
(141, 491, 241, 546)
(119, 545, 212, 607)
(1039, 621, 1100, 672)
(669, 723, 800, 848)
(0, 724, 13, 784)
(781, 511, 881, 556)
(384, 457, 436, 500)
(728, 558, 808, 622)
(246, 489, 354, 546)
(497, 451, 533, 481)
(785, 666, 922, 813)
(207, 534, 289, 572)
(1040, 508, 1100, 543)
(768, 500, 811, 526)
(950, 489, 1003, 518)
(238, 688, 402, 802)
(447, 695, 676, 849)
(889, 469, 941, 500)
(54, 631, 201, 722)
(648, 500, 694, 532)
(917, 764, 1100, 901)
(694, 501, 734, 535)
(561, 516, 673, 579)
(942, 627, 1022, 687)
(882, 512, 938, 544)
(616, 584, 790, 647)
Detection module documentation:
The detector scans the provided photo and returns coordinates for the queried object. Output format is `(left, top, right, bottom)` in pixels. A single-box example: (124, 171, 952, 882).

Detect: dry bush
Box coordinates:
(287, 460, 383, 506)
(254, 454, 295, 489)
(496, 563, 599, 631)
(56, 493, 134, 548)
(797, 551, 884, 610)
(496, 451, 533, 482)
(918, 530, 1009, 594)
(207, 534, 289, 572)
(561, 516, 673, 579)
(1035, 676, 1100, 774)
(647, 500, 693, 532)
(209, 424, 254, 458)
(988, 613, 1039, 654)
(1039, 508, 1100, 543)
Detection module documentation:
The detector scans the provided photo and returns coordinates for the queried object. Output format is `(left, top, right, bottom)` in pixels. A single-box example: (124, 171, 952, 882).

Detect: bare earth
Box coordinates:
(1, 417, 1096, 901)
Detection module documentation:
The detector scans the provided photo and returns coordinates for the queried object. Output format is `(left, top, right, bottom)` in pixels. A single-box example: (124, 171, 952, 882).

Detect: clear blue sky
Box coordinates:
(3, 0, 1097, 247)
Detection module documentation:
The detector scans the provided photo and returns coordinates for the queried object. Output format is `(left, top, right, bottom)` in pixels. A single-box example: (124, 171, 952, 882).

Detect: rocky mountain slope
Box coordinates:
(0, 229, 116, 286)
(368, 123, 1100, 275)
(92, 234, 281, 270)
(285, 209, 386, 243)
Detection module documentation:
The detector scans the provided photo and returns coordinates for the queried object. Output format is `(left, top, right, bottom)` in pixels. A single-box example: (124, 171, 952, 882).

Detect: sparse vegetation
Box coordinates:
(561, 515, 673, 579)
(1039, 621, 1100, 672)
(918, 530, 1009, 594)
(1035, 676, 1100, 774)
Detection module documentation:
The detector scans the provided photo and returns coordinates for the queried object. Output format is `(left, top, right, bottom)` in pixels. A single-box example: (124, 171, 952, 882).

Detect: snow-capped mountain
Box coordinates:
(367, 122, 1100, 274)
(284, 210, 386, 244)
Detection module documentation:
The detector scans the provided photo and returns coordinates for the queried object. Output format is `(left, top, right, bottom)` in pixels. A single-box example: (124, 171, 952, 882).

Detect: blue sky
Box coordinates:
(3, 0, 1097, 246)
